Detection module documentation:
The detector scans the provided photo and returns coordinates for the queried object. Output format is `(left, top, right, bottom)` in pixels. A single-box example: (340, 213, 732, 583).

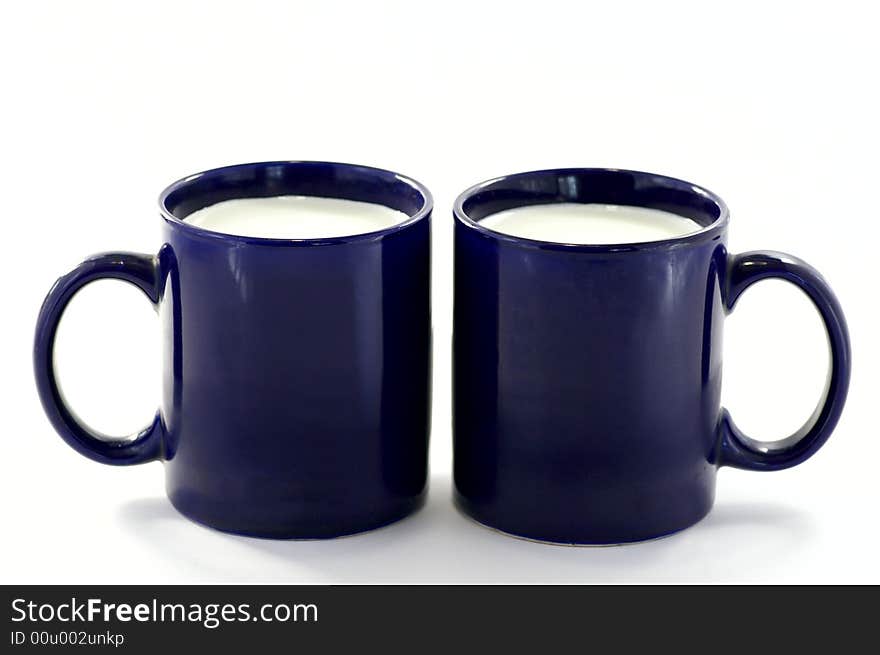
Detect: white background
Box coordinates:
(2, 0, 877, 583)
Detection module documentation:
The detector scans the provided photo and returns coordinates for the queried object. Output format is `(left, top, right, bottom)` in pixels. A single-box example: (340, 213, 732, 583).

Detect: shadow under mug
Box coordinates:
(35, 161, 433, 538)
(452, 168, 850, 545)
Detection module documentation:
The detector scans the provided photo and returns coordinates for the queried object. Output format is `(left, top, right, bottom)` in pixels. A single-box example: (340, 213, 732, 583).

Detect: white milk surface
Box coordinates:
(185, 195, 409, 239)
(478, 203, 704, 244)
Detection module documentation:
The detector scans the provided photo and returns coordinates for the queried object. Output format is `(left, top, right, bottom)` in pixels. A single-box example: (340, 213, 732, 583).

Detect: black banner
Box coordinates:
(1, 586, 874, 652)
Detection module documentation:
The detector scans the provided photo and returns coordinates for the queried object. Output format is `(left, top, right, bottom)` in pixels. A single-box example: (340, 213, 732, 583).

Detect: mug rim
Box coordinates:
(158, 160, 433, 246)
(453, 167, 730, 252)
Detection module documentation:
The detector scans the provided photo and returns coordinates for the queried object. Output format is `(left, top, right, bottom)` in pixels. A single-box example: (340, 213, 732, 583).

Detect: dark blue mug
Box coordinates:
(453, 168, 850, 545)
(35, 161, 432, 538)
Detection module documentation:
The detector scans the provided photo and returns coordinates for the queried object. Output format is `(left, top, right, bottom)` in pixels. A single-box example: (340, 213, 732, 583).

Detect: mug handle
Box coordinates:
(34, 252, 166, 465)
(718, 250, 851, 471)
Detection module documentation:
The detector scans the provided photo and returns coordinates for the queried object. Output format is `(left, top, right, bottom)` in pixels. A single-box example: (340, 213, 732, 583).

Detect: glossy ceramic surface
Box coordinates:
(35, 161, 433, 538)
(453, 168, 850, 544)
